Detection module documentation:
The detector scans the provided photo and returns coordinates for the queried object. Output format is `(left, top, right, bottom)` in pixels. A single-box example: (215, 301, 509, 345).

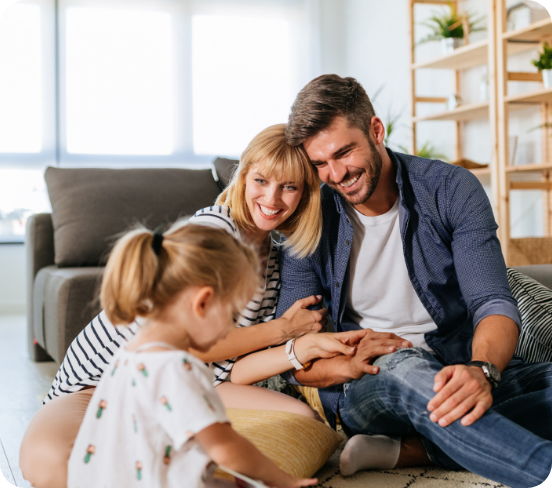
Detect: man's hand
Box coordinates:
(293, 330, 411, 388)
(427, 365, 493, 427)
(347, 330, 412, 381)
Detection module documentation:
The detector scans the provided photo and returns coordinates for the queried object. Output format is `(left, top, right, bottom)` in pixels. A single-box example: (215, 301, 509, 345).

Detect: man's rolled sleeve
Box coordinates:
(280, 369, 301, 386)
(473, 298, 522, 331)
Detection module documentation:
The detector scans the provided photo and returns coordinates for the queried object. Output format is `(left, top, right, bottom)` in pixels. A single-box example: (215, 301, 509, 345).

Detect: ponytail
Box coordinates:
(101, 223, 259, 326)
(101, 230, 162, 325)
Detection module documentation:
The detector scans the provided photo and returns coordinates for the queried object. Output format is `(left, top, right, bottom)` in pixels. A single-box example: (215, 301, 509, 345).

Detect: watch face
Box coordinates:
(484, 363, 501, 384)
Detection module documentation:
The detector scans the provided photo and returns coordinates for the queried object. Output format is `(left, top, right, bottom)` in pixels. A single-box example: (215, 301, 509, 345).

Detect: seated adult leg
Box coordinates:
(338, 348, 552, 488)
(19, 388, 95, 488)
(216, 382, 322, 421)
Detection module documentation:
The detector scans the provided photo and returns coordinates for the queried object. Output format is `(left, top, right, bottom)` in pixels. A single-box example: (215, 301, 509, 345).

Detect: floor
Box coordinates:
(0, 314, 517, 488)
(0, 315, 58, 488)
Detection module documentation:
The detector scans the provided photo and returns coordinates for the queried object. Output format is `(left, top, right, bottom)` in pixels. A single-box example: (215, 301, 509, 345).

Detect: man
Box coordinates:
(276, 74, 552, 487)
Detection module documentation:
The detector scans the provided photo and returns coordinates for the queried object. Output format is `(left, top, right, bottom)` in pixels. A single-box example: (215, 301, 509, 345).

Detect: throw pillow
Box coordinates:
(215, 408, 341, 481)
(508, 267, 552, 363)
(45, 167, 221, 267)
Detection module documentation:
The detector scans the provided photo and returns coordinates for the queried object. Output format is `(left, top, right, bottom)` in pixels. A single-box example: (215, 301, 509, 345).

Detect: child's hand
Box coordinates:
(295, 329, 368, 364)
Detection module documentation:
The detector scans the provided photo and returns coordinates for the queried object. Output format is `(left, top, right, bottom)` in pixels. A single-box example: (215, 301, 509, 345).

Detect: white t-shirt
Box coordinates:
(67, 345, 229, 488)
(344, 199, 437, 351)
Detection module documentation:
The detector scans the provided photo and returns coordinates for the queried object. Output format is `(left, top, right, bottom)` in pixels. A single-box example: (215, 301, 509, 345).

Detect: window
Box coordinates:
(0, 0, 318, 240)
(0, 0, 54, 242)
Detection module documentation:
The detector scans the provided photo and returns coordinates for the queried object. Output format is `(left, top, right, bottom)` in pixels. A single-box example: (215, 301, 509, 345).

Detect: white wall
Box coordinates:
(341, 0, 546, 238)
(0, 244, 26, 314)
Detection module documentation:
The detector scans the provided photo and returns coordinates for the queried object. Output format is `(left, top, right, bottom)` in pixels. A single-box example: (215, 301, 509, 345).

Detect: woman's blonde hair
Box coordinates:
(216, 124, 322, 259)
(101, 222, 259, 326)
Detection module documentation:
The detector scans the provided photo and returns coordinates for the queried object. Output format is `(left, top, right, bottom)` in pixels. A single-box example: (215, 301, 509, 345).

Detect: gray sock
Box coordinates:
(340, 434, 401, 476)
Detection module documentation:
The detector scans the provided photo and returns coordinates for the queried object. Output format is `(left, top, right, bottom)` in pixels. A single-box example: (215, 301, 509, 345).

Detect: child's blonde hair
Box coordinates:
(101, 222, 259, 326)
(216, 124, 322, 259)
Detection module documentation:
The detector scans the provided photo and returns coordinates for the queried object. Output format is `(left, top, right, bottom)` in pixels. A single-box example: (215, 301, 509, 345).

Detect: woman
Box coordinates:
(20, 124, 361, 488)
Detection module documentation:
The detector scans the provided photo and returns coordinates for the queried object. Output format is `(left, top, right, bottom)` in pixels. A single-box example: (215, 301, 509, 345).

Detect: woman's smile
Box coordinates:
(257, 202, 284, 219)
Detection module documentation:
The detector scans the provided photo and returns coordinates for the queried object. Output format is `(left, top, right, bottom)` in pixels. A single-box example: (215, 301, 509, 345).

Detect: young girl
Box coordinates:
(67, 222, 318, 488)
(22, 125, 366, 488)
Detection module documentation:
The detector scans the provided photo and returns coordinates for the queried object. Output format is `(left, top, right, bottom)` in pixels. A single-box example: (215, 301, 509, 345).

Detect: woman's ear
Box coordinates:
(191, 286, 215, 319)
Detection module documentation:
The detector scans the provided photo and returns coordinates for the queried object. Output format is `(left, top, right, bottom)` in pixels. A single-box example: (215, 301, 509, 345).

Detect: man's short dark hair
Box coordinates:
(285, 74, 376, 147)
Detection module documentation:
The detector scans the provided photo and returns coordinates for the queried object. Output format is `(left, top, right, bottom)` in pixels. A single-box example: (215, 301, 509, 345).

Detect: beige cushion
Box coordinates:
(215, 408, 341, 481)
(294, 386, 327, 424)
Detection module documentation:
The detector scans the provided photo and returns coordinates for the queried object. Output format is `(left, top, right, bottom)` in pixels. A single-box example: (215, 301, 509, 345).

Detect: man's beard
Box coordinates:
(329, 141, 383, 206)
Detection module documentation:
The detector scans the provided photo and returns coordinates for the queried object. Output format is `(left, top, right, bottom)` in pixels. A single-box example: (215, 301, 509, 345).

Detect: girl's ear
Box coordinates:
(191, 286, 215, 318)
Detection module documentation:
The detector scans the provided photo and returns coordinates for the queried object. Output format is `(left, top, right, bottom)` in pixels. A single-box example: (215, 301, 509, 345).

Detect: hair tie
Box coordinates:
(152, 233, 164, 256)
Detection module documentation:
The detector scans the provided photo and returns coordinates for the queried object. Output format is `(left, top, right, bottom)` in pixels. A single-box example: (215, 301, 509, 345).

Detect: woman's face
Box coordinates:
(244, 163, 305, 233)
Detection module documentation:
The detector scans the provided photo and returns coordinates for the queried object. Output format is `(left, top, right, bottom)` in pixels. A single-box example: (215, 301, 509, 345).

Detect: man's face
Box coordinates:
(303, 116, 382, 206)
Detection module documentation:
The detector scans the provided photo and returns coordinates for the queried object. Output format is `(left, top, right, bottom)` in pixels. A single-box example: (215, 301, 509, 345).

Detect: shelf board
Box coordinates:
(506, 87, 552, 106)
(470, 168, 491, 176)
(413, 102, 489, 122)
(412, 39, 488, 71)
(506, 163, 552, 173)
(411, 36, 539, 72)
(503, 18, 552, 43)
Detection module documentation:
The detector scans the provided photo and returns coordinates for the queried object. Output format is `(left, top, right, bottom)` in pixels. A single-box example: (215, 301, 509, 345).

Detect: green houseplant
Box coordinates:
(531, 42, 552, 89)
(418, 3, 486, 54)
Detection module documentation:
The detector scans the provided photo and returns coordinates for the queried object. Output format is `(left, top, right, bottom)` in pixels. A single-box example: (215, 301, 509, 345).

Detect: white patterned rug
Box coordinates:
(314, 437, 507, 488)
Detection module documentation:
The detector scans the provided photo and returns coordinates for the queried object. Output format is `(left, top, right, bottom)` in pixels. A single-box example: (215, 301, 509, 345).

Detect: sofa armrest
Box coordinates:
(26, 213, 55, 361)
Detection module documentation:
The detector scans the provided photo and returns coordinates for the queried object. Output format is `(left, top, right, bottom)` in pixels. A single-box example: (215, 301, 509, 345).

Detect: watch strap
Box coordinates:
(466, 361, 499, 389)
(285, 338, 305, 370)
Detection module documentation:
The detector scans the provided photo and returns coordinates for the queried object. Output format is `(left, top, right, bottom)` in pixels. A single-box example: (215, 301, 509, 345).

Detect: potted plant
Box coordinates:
(418, 3, 486, 54)
(531, 42, 552, 89)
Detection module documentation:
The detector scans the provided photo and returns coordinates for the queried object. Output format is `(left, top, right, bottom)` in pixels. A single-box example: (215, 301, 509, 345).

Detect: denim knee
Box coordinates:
(374, 347, 431, 375)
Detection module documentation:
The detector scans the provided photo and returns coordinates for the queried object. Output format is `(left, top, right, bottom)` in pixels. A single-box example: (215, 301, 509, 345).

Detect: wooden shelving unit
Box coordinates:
(496, 1, 552, 264)
(408, 0, 497, 168)
(408, 0, 552, 265)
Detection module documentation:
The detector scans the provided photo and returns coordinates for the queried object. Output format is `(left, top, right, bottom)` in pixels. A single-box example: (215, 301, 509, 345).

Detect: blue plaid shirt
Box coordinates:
(276, 149, 521, 427)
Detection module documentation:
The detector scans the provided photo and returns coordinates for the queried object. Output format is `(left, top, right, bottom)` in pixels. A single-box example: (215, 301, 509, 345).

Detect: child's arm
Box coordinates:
(195, 422, 316, 488)
(229, 329, 368, 385)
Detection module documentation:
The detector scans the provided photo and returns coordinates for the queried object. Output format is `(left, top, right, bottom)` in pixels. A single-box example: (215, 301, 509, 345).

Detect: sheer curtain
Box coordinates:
(58, 0, 318, 162)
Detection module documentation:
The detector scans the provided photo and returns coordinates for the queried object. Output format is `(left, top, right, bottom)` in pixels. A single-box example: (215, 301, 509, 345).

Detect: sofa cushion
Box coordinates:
(212, 157, 238, 190)
(45, 167, 221, 267)
(508, 267, 552, 363)
(33, 265, 105, 363)
(512, 264, 552, 290)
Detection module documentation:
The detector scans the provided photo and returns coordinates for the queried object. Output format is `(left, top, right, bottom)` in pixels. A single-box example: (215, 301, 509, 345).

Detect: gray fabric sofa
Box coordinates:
(27, 160, 237, 363)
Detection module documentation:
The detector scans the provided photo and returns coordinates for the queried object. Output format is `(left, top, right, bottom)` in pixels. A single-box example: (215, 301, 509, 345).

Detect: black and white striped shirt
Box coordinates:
(45, 206, 280, 403)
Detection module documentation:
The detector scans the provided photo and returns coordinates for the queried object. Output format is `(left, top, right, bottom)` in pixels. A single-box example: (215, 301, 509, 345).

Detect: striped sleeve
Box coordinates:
(189, 205, 239, 238)
(44, 311, 138, 403)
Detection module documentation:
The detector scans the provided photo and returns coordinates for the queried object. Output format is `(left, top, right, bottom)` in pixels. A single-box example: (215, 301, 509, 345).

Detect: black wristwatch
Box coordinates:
(466, 361, 501, 389)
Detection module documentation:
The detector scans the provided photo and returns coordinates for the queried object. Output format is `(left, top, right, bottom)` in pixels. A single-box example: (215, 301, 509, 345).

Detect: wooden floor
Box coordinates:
(0, 315, 58, 488)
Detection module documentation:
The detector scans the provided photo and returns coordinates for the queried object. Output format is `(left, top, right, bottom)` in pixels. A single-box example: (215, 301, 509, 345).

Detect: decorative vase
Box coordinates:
(542, 69, 552, 89)
(441, 37, 463, 54)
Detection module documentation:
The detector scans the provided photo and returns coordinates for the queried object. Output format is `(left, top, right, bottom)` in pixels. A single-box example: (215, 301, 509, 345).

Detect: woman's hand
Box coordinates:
(294, 330, 369, 365)
(277, 295, 328, 342)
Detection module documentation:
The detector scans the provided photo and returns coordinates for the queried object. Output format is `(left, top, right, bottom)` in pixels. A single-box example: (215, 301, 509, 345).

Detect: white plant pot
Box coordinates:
(543, 70, 552, 89)
(441, 37, 463, 54)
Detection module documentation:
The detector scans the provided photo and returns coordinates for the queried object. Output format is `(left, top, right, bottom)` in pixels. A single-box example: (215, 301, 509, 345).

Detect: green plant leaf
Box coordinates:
(416, 2, 486, 45)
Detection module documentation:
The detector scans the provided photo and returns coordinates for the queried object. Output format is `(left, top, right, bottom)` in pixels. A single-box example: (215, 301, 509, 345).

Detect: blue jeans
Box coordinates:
(338, 348, 552, 488)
